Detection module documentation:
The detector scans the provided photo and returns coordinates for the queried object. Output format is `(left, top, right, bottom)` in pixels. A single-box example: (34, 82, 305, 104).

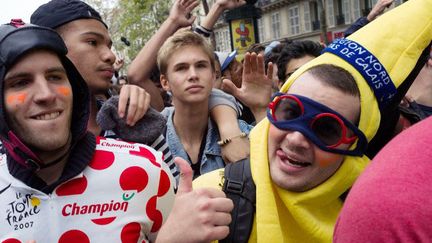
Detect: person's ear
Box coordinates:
(211, 69, 216, 83)
(160, 74, 171, 92)
(427, 55, 432, 68)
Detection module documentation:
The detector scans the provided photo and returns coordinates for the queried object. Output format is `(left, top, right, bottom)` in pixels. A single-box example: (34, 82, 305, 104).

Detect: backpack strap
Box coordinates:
(220, 158, 256, 243)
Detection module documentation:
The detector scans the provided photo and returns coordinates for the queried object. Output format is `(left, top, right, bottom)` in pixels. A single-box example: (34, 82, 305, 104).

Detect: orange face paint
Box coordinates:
(57, 86, 71, 97)
(6, 95, 14, 105)
(6, 93, 27, 105)
(17, 94, 26, 103)
(316, 152, 343, 167)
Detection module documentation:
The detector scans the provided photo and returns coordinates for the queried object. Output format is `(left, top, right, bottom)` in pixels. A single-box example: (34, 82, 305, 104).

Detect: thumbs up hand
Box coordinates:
(175, 156, 194, 194)
(156, 157, 234, 243)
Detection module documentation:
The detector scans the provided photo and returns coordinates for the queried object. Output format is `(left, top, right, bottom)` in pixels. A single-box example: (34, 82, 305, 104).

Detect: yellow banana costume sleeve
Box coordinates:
(195, 0, 432, 241)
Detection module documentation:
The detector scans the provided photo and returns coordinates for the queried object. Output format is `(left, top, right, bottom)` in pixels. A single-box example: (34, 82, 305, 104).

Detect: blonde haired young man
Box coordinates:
(157, 30, 251, 179)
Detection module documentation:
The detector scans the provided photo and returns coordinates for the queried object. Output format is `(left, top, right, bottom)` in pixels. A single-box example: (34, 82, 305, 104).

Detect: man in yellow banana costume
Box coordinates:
(193, 0, 432, 242)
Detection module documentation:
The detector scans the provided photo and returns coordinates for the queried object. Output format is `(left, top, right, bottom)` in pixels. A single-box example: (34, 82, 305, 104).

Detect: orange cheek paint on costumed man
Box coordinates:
(316, 151, 344, 167)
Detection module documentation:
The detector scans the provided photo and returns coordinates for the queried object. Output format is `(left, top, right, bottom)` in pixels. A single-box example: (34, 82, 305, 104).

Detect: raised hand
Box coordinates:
(168, 0, 200, 28)
(117, 84, 150, 126)
(367, 0, 394, 21)
(113, 57, 124, 72)
(156, 157, 234, 243)
(201, 0, 247, 30)
(215, 0, 247, 11)
(222, 52, 273, 121)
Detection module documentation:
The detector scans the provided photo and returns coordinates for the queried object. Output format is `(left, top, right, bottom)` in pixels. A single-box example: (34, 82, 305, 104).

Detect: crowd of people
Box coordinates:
(0, 0, 431, 242)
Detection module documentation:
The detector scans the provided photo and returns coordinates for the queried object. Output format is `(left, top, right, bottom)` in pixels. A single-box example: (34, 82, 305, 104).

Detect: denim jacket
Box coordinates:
(162, 107, 252, 177)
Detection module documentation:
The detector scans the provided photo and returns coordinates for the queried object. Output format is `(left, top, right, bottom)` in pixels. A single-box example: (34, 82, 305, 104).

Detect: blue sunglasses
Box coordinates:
(267, 92, 367, 156)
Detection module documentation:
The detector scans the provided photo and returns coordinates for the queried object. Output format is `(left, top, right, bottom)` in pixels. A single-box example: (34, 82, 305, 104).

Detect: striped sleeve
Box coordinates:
(151, 134, 179, 183)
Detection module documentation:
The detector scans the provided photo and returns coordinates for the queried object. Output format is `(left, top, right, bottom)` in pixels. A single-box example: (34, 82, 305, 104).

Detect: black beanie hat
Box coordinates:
(31, 0, 108, 29)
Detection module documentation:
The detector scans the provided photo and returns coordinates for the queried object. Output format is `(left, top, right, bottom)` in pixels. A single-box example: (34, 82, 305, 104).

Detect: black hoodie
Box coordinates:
(0, 20, 95, 193)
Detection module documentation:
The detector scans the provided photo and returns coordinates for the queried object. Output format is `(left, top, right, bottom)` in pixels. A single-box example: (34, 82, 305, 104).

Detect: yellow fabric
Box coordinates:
(194, 0, 432, 242)
(252, 1, 432, 241)
(193, 168, 224, 189)
(250, 120, 368, 242)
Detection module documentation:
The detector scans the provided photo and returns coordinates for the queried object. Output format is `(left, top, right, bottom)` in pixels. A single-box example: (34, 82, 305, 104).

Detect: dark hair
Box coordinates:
(307, 64, 360, 124)
(265, 44, 283, 62)
(307, 64, 360, 97)
(149, 66, 172, 107)
(247, 43, 265, 54)
(277, 40, 323, 81)
(149, 66, 161, 85)
(264, 41, 288, 71)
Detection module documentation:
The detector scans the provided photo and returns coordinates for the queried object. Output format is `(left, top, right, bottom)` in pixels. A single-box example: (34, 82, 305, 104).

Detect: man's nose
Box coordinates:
(33, 77, 56, 103)
(285, 130, 312, 150)
(188, 67, 199, 81)
(102, 47, 116, 65)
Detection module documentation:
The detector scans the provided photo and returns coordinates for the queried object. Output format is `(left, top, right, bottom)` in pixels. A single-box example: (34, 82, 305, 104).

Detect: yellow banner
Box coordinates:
(231, 18, 256, 59)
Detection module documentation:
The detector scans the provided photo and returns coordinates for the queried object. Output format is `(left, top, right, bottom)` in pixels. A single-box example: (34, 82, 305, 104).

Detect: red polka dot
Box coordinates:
(2, 239, 21, 243)
(56, 176, 87, 196)
(58, 230, 90, 243)
(129, 146, 159, 167)
(89, 150, 115, 170)
(121, 222, 141, 243)
(157, 170, 171, 197)
(146, 196, 163, 232)
(91, 216, 117, 225)
(119, 166, 148, 193)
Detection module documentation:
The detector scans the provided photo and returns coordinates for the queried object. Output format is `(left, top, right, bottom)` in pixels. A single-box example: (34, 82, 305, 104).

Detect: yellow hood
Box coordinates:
(251, 0, 432, 242)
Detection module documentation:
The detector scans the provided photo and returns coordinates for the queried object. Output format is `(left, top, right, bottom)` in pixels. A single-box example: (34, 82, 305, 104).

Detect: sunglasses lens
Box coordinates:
(311, 116, 343, 146)
(274, 97, 302, 121)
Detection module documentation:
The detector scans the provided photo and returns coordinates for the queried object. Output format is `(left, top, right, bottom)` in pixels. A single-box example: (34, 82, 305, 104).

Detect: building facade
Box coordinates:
(206, 0, 406, 52)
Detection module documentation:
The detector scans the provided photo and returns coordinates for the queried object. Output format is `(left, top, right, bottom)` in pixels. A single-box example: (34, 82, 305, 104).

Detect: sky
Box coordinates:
(0, 0, 50, 25)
